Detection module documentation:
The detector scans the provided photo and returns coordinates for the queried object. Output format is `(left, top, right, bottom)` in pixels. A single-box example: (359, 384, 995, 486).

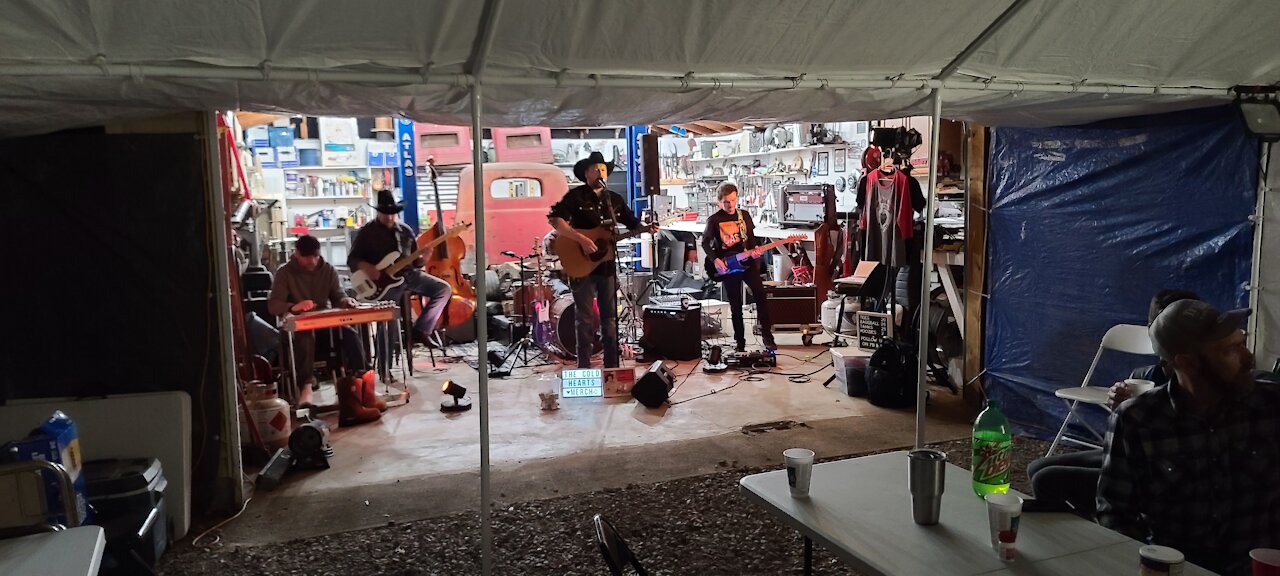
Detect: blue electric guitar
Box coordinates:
(704, 235, 805, 280)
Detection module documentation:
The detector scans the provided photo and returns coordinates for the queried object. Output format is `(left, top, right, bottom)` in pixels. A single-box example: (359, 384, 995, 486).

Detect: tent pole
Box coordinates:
(467, 2, 501, 573)
(1248, 142, 1272, 352)
(937, 0, 1035, 80)
(915, 89, 944, 450)
(470, 84, 493, 576)
(0, 63, 1232, 97)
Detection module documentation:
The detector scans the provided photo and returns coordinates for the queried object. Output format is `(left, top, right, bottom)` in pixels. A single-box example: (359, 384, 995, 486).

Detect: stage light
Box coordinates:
(440, 379, 472, 412)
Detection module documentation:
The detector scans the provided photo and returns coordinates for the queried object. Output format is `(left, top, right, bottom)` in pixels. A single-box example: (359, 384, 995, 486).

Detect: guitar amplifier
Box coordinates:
(763, 285, 818, 325)
(781, 184, 834, 228)
(641, 303, 701, 360)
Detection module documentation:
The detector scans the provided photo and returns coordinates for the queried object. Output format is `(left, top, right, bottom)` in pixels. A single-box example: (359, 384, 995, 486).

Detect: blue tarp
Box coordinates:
(983, 106, 1258, 438)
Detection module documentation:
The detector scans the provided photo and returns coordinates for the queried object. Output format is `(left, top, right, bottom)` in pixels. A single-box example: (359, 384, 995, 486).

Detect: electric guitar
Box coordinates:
(703, 235, 806, 281)
(351, 222, 472, 301)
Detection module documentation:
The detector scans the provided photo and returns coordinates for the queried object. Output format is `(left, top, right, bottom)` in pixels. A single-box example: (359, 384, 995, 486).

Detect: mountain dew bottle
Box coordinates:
(972, 399, 1012, 497)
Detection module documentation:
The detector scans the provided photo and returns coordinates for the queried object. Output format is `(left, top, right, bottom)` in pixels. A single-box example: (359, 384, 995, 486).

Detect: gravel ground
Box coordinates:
(159, 437, 1054, 576)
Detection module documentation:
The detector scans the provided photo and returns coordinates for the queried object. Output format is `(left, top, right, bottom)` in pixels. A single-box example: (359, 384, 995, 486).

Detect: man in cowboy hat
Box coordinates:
(548, 151, 658, 368)
(348, 189, 453, 356)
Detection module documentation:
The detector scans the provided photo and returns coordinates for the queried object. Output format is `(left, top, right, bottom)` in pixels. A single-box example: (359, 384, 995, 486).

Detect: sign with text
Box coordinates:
(856, 311, 892, 351)
(396, 118, 419, 232)
(561, 368, 603, 398)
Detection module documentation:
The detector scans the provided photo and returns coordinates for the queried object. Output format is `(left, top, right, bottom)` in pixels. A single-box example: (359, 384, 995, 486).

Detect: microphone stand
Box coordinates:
(602, 178, 627, 365)
(495, 250, 555, 376)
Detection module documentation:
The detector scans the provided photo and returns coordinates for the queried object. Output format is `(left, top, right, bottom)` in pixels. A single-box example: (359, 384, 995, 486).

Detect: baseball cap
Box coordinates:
(296, 235, 321, 257)
(1148, 299, 1251, 361)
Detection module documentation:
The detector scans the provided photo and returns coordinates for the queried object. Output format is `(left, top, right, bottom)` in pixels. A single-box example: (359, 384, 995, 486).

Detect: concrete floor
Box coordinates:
(224, 327, 975, 545)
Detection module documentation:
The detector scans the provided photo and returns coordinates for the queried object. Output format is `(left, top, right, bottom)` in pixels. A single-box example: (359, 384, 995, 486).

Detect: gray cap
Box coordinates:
(1148, 299, 1251, 361)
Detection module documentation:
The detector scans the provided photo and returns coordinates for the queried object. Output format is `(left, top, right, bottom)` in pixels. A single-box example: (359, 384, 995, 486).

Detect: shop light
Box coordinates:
(1237, 98, 1280, 143)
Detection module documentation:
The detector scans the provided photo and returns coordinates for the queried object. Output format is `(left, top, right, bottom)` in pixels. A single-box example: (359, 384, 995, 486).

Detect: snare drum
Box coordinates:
(538, 294, 602, 358)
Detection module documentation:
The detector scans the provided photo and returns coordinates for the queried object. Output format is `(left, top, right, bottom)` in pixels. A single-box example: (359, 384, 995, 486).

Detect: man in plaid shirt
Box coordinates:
(1096, 300, 1280, 575)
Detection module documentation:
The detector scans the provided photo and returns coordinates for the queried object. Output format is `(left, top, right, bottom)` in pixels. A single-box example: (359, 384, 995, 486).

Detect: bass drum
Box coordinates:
(539, 294, 602, 359)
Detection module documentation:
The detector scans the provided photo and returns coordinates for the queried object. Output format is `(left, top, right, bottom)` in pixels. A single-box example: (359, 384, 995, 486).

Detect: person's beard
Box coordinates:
(1193, 352, 1254, 399)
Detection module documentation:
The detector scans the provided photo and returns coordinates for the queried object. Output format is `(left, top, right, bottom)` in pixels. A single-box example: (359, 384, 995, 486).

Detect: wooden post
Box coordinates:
(963, 124, 988, 408)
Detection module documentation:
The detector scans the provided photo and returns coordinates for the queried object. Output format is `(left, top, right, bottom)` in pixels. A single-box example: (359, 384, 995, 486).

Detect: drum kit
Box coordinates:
(512, 234, 604, 361)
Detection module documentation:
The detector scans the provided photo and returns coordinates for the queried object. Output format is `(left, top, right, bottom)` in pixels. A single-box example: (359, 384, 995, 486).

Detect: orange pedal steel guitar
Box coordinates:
(282, 302, 398, 333)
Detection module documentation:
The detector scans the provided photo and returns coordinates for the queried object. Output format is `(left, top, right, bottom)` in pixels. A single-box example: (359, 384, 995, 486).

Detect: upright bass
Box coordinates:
(417, 157, 477, 329)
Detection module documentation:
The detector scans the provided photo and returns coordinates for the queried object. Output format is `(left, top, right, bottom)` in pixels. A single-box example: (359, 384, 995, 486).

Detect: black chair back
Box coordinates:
(593, 514, 648, 576)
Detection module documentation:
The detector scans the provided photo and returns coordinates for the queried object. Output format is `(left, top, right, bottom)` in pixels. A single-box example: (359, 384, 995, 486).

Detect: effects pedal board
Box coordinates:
(725, 350, 777, 368)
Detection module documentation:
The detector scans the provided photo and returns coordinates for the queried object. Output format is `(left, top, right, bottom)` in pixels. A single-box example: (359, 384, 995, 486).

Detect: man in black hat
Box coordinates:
(548, 151, 657, 368)
(1096, 299, 1280, 575)
(348, 189, 453, 353)
(269, 235, 370, 407)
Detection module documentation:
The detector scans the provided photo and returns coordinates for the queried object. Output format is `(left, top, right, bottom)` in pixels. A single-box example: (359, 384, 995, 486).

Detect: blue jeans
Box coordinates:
(376, 269, 453, 371)
(570, 274, 619, 368)
(387, 269, 453, 335)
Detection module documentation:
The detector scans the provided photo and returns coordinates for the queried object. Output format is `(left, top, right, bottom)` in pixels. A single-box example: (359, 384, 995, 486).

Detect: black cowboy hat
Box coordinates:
(371, 189, 404, 214)
(572, 151, 615, 183)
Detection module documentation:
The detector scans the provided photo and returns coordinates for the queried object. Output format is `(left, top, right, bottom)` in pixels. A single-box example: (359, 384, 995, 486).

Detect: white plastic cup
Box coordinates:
(1139, 544, 1184, 575)
(783, 448, 815, 498)
(984, 492, 1023, 560)
(1125, 378, 1156, 395)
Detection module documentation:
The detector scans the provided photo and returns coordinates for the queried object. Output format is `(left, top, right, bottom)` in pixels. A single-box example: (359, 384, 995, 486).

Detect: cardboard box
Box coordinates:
(275, 146, 299, 168)
(367, 142, 397, 167)
(3, 415, 91, 527)
(245, 126, 269, 148)
(254, 147, 277, 169)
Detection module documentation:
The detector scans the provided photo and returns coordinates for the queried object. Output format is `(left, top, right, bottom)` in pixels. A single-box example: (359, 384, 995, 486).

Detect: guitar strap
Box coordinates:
(736, 209, 748, 250)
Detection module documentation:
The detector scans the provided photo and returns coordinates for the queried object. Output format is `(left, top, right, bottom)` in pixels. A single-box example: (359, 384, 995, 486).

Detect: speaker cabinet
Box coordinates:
(632, 360, 674, 408)
(640, 133, 660, 196)
(763, 285, 818, 325)
(642, 303, 701, 360)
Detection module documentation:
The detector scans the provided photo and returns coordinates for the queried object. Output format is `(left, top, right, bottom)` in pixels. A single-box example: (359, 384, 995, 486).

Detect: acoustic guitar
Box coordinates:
(553, 215, 676, 278)
(352, 222, 472, 301)
(554, 226, 650, 278)
(703, 235, 806, 281)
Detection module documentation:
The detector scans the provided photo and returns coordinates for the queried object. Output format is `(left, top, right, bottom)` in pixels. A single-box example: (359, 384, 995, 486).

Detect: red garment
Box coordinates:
(858, 168, 914, 240)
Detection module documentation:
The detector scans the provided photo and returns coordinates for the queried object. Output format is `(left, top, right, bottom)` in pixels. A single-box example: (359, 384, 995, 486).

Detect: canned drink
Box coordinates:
(1139, 545, 1184, 575)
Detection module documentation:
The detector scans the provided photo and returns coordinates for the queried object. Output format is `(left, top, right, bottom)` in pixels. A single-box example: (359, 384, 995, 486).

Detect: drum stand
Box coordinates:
(496, 251, 556, 374)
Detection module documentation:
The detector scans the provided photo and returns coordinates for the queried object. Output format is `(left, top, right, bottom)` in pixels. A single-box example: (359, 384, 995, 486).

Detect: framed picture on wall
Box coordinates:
(834, 149, 847, 173)
(816, 151, 829, 176)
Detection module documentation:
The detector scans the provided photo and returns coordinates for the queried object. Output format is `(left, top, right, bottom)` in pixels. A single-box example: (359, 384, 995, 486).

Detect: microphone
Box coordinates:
(597, 176, 608, 190)
(501, 250, 517, 257)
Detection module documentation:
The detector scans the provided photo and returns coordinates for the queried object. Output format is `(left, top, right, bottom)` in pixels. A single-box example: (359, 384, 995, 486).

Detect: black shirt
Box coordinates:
(547, 184, 641, 276)
(347, 220, 422, 271)
(702, 209, 759, 261)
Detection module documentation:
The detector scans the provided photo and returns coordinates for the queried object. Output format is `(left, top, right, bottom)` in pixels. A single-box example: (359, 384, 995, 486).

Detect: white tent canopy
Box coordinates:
(1, 0, 1278, 136)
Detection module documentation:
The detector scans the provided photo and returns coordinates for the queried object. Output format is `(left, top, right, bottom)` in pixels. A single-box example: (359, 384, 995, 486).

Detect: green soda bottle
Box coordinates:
(972, 399, 1012, 497)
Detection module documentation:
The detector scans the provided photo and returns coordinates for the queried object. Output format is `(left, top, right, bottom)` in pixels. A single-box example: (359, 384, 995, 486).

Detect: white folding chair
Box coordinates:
(1045, 324, 1155, 457)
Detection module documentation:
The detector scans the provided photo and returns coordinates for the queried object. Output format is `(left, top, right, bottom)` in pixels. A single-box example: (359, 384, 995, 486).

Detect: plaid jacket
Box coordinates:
(1096, 377, 1280, 575)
